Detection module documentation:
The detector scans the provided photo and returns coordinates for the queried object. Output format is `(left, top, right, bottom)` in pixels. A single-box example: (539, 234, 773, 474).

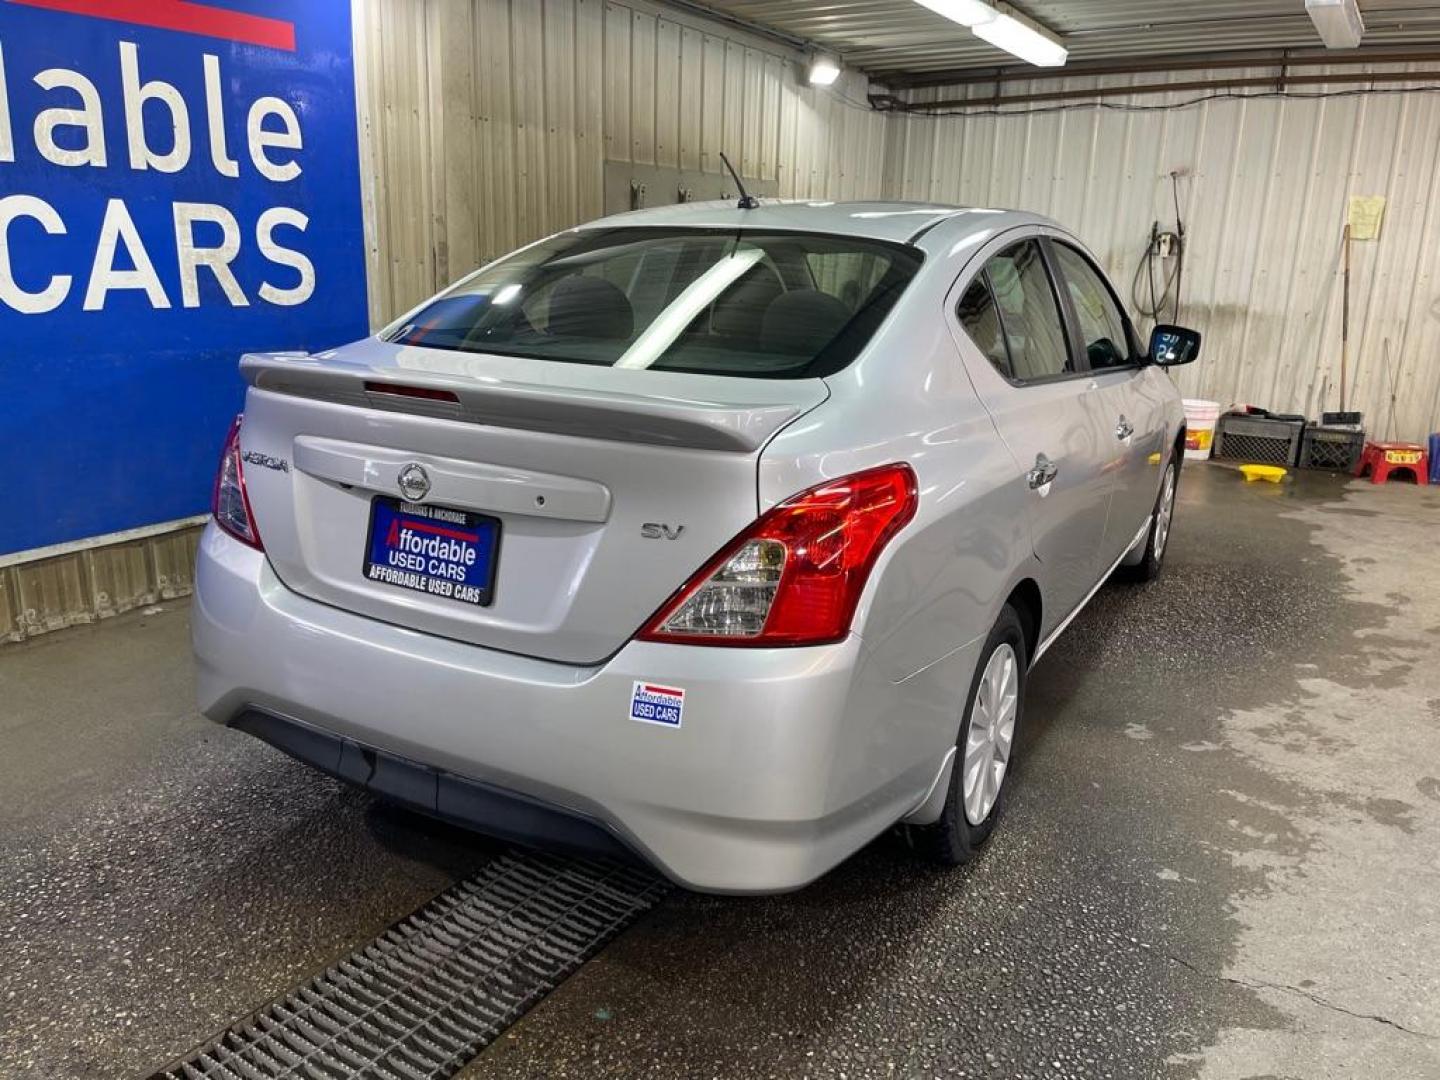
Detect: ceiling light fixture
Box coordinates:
(1305, 0, 1365, 49)
(910, 0, 999, 27)
(911, 0, 1067, 68)
(807, 52, 842, 86)
(971, 3, 1068, 67)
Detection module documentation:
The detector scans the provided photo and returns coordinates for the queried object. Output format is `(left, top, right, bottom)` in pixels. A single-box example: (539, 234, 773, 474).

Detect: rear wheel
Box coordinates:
(912, 605, 1026, 865)
(1121, 458, 1177, 583)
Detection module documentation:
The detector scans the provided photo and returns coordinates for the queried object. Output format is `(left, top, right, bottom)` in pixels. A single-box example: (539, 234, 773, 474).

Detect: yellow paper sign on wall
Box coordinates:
(1347, 196, 1387, 240)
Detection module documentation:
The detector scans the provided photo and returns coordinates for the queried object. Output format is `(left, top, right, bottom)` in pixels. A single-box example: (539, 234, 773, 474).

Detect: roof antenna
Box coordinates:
(719, 152, 759, 209)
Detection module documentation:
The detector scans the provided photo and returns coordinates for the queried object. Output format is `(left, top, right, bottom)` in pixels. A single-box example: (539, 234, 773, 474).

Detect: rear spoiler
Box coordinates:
(239, 353, 810, 453)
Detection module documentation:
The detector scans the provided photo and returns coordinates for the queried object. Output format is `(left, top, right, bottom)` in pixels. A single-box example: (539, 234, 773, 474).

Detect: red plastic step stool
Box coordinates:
(1354, 441, 1431, 485)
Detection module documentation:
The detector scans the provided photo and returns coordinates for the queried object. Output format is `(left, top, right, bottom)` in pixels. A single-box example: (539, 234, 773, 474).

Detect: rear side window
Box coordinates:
(956, 275, 1012, 377)
(980, 240, 1073, 382)
(388, 228, 923, 379)
(1052, 242, 1133, 370)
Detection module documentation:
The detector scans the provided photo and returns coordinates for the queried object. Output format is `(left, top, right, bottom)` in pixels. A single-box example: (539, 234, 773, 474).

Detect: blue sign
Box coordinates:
(0, 0, 369, 555)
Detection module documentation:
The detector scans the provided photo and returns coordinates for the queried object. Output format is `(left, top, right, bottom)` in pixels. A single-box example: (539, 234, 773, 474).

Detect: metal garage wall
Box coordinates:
(891, 68, 1440, 441)
(353, 0, 888, 326)
(0, 527, 201, 645)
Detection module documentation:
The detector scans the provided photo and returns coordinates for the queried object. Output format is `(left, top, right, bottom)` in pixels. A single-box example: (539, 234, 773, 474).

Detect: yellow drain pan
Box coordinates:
(1239, 464, 1287, 483)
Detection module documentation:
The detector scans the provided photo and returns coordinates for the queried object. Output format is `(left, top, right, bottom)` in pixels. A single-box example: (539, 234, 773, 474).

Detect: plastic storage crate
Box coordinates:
(1300, 424, 1366, 471)
(1212, 412, 1304, 466)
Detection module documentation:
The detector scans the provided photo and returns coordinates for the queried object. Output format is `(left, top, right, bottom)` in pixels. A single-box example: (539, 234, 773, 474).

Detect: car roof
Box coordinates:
(580, 199, 1055, 247)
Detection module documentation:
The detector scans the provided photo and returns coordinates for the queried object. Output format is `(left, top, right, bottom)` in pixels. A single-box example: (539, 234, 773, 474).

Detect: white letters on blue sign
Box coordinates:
(0, 1, 368, 558)
(256, 207, 314, 306)
(85, 198, 168, 310)
(174, 201, 246, 307)
(247, 96, 302, 181)
(202, 54, 238, 178)
(0, 195, 69, 314)
(0, 38, 314, 313)
(34, 66, 106, 167)
(121, 41, 190, 173)
(0, 43, 11, 163)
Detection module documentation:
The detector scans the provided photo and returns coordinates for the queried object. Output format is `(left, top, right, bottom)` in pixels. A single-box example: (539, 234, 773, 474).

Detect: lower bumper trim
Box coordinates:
(231, 708, 645, 867)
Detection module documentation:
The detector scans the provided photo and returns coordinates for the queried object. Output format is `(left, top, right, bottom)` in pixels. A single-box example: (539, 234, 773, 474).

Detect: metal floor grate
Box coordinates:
(148, 852, 668, 1080)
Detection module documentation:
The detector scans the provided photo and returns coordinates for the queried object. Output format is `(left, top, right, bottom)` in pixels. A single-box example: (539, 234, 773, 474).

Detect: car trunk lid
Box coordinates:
(236, 340, 828, 665)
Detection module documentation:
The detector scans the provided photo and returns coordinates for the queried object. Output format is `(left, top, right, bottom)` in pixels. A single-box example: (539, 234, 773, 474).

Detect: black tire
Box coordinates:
(911, 604, 1027, 866)
(1120, 456, 1179, 583)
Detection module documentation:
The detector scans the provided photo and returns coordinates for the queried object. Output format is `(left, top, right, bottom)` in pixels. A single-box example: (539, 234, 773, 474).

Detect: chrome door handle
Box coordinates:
(1027, 454, 1059, 490)
(1115, 416, 1135, 441)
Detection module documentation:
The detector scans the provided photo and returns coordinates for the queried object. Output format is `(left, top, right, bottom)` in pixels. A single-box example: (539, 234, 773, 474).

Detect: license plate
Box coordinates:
(363, 498, 499, 607)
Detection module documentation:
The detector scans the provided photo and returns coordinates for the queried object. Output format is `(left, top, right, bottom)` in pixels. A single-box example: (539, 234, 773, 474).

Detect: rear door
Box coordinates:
(1047, 239, 1168, 562)
(949, 237, 1115, 624)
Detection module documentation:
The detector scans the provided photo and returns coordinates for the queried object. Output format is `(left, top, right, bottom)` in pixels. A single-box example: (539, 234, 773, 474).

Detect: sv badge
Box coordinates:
(641, 523, 686, 540)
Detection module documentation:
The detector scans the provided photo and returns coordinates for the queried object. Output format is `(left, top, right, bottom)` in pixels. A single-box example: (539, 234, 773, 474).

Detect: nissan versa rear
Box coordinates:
(194, 200, 1198, 893)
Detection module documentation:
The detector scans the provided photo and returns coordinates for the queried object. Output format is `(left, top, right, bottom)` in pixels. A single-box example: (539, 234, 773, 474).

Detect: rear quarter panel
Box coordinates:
(758, 248, 1036, 806)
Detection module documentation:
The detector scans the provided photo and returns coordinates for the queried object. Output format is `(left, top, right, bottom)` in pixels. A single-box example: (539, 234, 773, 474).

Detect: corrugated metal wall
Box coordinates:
(891, 67, 1440, 441)
(0, 526, 201, 645)
(355, 6, 1440, 440)
(354, 0, 888, 327)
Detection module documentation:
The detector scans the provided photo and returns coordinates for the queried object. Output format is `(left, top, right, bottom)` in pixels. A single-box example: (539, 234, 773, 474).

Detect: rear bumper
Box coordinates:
(192, 524, 956, 893)
(228, 707, 642, 865)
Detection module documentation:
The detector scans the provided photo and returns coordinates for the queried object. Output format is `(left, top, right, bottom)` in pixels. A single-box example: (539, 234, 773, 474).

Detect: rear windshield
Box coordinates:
(386, 227, 923, 379)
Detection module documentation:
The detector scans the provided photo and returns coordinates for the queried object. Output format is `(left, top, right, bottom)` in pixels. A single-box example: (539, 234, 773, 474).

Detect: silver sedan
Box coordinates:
(193, 200, 1200, 893)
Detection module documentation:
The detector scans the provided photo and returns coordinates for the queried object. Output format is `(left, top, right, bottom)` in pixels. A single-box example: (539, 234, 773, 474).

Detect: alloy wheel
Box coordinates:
(1154, 464, 1177, 560)
(962, 642, 1019, 826)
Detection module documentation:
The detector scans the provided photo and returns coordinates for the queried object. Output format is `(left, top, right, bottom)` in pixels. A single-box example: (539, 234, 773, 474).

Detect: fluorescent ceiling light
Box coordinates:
(910, 0, 999, 27)
(807, 53, 842, 86)
(911, 0, 1067, 67)
(972, 4, 1068, 67)
(1306, 0, 1364, 49)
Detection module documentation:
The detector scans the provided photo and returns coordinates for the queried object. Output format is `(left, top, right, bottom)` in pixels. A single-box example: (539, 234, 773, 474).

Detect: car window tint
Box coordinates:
(956, 273, 1012, 378)
(1053, 242, 1132, 370)
(391, 227, 923, 379)
(806, 250, 890, 310)
(983, 240, 1072, 381)
(622, 241, 684, 327)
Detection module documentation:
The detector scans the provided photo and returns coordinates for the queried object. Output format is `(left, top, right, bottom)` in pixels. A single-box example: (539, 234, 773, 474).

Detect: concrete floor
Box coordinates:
(2, 462, 1438, 1079)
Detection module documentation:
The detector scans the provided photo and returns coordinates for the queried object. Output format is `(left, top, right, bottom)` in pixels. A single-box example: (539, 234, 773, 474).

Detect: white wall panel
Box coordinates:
(353, 5, 1440, 441)
(355, 0, 886, 326)
(893, 69, 1440, 441)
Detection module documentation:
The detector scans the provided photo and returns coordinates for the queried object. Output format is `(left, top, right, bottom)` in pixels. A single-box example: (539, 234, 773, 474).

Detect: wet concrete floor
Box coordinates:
(2, 462, 1437, 1078)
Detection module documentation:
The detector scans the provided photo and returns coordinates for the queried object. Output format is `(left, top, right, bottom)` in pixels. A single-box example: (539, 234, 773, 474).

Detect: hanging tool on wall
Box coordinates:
(1340, 221, 1351, 413)
(1332, 196, 1385, 416)
(1131, 171, 1187, 325)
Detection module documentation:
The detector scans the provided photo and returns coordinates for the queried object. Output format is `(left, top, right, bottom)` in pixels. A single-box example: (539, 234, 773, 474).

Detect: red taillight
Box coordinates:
(212, 414, 263, 550)
(638, 463, 918, 647)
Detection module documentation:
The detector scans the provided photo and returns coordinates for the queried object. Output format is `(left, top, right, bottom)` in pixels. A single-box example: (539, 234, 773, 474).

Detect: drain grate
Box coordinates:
(148, 852, 668, 1080)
